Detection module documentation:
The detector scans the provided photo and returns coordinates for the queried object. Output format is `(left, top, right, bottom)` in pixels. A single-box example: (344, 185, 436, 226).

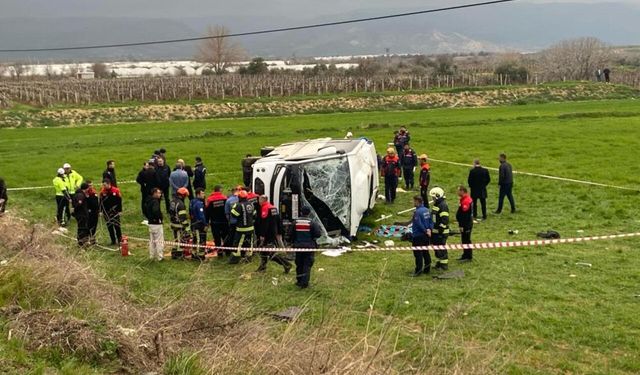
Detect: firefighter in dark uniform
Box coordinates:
(381, 148, 401, 204)
(169, 187, 191, 259)
(72, 183, 91, 246)
(256, 195, 292, 273)
(86, 181, 99, 245)
(418, 154, 431, 207)
(429, 187, 450, 270)
(293, 206, 322, 289)
(205, 185, 228, 249)
(99, 178, 123, 246)
(229, 190, 255, 264)
(456, 185, 474, 262)
(401, 143, 418, 189)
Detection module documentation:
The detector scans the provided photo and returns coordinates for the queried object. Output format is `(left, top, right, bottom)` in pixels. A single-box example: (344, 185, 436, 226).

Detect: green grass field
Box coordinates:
(1, 96, 640, 373)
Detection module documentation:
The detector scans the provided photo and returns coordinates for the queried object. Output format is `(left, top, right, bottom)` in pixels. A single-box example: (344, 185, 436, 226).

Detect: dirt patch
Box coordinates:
(1, 84, 634, 128)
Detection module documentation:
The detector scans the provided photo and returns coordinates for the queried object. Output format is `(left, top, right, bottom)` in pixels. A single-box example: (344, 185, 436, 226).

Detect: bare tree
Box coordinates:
(196, 25, 246, 74)
(540, 37, 611, 80)
(10, 63, 27, 79)
(91, 62, 110, 78)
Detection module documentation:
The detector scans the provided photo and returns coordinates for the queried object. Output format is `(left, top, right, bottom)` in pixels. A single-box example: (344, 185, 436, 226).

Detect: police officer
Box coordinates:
(401, 143, 418, 189)
(99, 178, 123, 246)
(72, 182, 91, 246)
(429, 187, 450, 270)
(411, 196, 433, 276)
(256, 195, 292, 273)
(381, 148, 401, 204)
(229, 190, 256, 264)
(53, 168, 71, 227)
(205, 185, 229, 249)
(189, 188, 208, 260)
(169, 187, 190, 259)
(456, 186, 474, 262)
(63, 163, 83, 192)
(293, 206, 321, 289)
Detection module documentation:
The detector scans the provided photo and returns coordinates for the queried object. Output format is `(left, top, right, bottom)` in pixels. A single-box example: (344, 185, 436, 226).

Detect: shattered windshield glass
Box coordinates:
(303, 157, 351, 231)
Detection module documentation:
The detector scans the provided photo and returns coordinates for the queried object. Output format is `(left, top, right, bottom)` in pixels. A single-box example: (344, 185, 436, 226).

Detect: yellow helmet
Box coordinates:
(429, 187, 445, 200)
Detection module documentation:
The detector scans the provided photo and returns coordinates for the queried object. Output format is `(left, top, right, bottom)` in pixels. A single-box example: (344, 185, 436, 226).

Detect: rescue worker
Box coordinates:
(496, 153, 516, 214)
(146, 188, 165, 261)
(63, 163, 83, 192)
(86, 181, 99, 245)
(189, 188, 208, 260)
(53, 168, 71, 227)
(0, 177, 7, 216)
(224, 186, 240, 254)
(256, 195, 292, 273)
(467, 159, 490, 221)
(381, 148, 401, 204)
(170, 163, 189, 197)
(430, 187, 450, 270)
(229, 190, 255, 264)
(418, 154, 431, 208)
(401, 143, 418, 190)
(293, 206, 321, 289)
(193, 156, 207, 191)
(411, 196, 433, 276)
(205, 185, 228, 248)
(169, 187, 190, 259)
(102, 160, 117, 187)
(393, 126, 411, 162)
(72, 182, 91, 246)
(154, 157, 171, 212)
(137, 160, 157, 221)
(456, 186, 474, 262)
(99, 178, 122, 246)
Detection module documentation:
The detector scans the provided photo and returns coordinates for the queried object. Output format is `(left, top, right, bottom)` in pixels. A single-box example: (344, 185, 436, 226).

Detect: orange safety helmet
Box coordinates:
(237, 190, 248, 199)
(177, 187, 190, 197)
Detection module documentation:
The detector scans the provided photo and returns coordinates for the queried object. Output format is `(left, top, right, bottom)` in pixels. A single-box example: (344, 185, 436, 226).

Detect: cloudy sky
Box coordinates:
(1, 0, 637, 18)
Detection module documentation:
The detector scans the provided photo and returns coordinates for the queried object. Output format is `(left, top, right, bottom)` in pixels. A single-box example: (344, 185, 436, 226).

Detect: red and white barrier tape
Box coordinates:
(123, 231, 640, 253)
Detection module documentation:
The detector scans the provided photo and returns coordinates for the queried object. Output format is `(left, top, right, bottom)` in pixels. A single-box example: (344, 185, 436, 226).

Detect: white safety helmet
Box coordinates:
(57, 168, 65, 175)
(63, 163, 71, 169)
(429, 187, 445, 200)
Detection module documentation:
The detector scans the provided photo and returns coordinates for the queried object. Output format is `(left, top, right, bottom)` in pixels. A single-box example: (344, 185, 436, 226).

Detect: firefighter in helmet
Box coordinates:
(169, 187, 191, 259)
(229, 190, 256, 264)
(429, 187, 450, 270)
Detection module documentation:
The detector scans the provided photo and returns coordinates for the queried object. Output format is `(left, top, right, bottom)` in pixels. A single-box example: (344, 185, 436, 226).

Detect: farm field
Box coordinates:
(1, 95, 640, 373)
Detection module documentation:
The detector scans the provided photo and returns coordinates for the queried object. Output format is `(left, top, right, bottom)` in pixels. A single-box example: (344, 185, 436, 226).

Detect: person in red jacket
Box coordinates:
(99, 178, 123, 246)
(256, 195, 292, 273)
(205, 185, 229, 249)
(456, 185, 474, 262)
(418, 154, 431, 208)
(381, 148, 401, 204)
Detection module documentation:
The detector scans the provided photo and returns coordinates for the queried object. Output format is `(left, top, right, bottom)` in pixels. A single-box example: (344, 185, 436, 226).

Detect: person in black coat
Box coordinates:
(136, 161, 157, 219)
(193, 156, 207, 191)
(86, 181, 99, 245)
(154, 158, 171, 212)
(467, 159, 491, 220)
(72, 183, 91, 246)
(496, 153, 516, 214)
(102, 160, 117, 187)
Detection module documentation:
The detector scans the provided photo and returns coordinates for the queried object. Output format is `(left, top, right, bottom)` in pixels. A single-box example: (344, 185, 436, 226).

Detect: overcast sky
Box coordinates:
(2, 0, 638, 18)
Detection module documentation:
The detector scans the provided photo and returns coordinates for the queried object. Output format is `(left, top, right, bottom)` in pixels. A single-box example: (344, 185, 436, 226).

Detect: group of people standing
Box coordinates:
(378, 126, 517, 276)
(137, 149, 321, 289)
(52, 161, 122, 247)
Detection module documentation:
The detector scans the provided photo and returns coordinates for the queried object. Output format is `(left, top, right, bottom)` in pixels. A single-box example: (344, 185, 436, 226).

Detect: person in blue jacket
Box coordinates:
(411, 195, 433, 276)
(189, 188, 208, 259)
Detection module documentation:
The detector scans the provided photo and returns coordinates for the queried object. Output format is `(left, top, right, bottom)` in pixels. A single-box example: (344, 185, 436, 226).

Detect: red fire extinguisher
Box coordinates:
(120, 235, 129, 257)
(183, 238, 192, 259)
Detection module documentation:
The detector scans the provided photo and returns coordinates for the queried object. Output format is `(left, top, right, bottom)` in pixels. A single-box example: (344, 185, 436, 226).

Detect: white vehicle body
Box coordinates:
(251, 138, 378, 240)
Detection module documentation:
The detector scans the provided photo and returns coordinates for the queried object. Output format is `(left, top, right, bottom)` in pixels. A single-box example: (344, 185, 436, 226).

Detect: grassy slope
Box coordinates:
(1, 99, 640, 373)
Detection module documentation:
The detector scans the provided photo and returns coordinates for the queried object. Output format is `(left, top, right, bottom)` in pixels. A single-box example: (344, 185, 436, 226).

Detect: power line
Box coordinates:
(0, 0, 518, 53)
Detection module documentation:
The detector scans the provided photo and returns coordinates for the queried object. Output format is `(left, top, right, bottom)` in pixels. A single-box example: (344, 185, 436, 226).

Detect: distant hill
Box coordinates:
(0, 2, 639, 61)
